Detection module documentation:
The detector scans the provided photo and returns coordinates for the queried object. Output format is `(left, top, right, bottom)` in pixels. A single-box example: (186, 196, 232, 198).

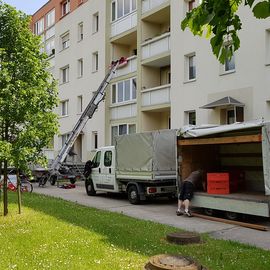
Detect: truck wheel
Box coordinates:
(85, 179, 96, 196)
(128, 185, 140, 205)
(50, 176, 57, 186)
(225, 211, 239, 220)
(204, 208, 216, 216)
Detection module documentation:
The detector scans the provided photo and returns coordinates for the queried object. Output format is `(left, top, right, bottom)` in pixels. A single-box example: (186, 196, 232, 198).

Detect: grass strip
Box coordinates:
(0, 192, 269, 270)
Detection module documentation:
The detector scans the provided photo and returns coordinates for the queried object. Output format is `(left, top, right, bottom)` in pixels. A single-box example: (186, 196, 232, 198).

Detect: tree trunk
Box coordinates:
(16, 171, 22, 214)
(3, 160, 8, 216)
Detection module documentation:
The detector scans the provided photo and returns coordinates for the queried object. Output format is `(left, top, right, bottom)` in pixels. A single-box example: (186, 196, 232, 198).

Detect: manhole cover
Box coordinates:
(166, 232, 201, 245)
(145, 254, 201, 270)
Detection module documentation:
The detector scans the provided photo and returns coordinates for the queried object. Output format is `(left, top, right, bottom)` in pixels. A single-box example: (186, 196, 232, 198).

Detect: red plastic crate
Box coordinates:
(207, 173, 230, 194)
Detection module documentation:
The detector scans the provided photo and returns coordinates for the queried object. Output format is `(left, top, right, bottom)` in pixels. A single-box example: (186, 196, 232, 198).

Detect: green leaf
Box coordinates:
(252, 1, 270, 19)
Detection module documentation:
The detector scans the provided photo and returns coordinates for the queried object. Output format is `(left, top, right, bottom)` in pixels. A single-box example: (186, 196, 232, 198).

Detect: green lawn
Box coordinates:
(0, 192, 269, 270)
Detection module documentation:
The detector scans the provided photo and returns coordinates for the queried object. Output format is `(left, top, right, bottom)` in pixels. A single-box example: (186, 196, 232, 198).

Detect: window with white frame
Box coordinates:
(34, 18, 44, 35)
(92, 131, 98, 149)
(185, 53, 196, 81)
(61, 32, 70, 50)
(46, 9, 55, 28)
(60, 100, 69, 116)
(185, 110, 196, 125)
(92, 13, 99, 33)
(111, 0, 137, 22)
(111, 124, 136, 143)
(227, 107, 244, 124)
(61, 0, 70, 16)
(78, 22, 83, 41)
(46, 26, 55, 40)
(78, 58, 83, 77)
(266, 29, 270, 65)
(77, 95, 83, 113)
(61, 133, 70, 147)
(187, 0, 195, 11)
(45, 38, 55, 56)
(111, 78, 136, 104)
(61, 66, 69, 83)
(92, 52, 99, 72)
(224, 45, 235, 72)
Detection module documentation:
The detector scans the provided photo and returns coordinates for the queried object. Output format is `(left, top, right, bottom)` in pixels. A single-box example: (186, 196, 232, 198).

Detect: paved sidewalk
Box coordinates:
(33, 181, 270, 250)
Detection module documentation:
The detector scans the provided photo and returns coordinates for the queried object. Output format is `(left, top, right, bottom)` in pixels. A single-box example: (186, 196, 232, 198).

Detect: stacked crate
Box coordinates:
(207, 171, 244, 194)
(207, 173, 230, 194)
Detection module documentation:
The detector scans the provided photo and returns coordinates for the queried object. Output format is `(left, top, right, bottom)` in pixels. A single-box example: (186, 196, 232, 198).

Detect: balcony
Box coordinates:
(142, 0, 169, 14)
(114, 56, 137, 78)
(141, 32, 170, 65)
(110, 102, 137, 120)
(111, 11, 137, 38)
(141, 84, 170, 107)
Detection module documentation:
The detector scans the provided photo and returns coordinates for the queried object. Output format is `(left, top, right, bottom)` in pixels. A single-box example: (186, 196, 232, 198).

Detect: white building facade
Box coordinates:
(32, 0, 270, 162)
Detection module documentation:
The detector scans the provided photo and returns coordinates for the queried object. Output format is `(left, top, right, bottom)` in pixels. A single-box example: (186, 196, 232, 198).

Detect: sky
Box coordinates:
(3, 0, 49, 15)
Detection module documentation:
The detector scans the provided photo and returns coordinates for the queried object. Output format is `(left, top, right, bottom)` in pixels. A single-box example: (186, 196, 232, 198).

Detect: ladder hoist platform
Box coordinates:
(43, 57, 128, 185)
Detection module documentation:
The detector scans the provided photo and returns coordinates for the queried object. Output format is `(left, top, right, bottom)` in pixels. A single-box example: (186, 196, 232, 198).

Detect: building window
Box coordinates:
(92, 13, 99, 33)
(61, 32, 70, 50)
(61, 66, 69, 83)
(46, 9, 55, 29)
(34, 18, 44, 35)
(111, 0, 137, 22)
(266, 29, 270, 65)
(185, 53, 196, 81)
(185, 111, 196, 125)
(111, 78, 136, 104)
(224, 46, 235, 72)
(187, 0, 195, 11)
(60, 100, 69, 116)
(92, 52, 99, 72)
(78, 58, 83, 77)
(111, 124, 136, 144)
(92, 131, 98, 149)
(61, 0, 70, 16)
(227, 107, 244, 124)
(46, 26, 55, 40)
(61, 133, 70, 147)
(77, 95, 83, 113)
(78, 22, 83, 41)
(45, 38, 55, 56)
(167, 72, 171, 84)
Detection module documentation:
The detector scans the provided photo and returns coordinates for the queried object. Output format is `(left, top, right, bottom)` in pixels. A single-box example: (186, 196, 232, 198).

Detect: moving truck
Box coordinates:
(178, 120, 270, 219)
(85, 129, 178, 204)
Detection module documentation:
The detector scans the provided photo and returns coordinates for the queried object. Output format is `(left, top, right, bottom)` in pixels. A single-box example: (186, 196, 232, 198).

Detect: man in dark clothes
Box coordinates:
(83, 160, 93, 178)
(176, 170, 203, 217)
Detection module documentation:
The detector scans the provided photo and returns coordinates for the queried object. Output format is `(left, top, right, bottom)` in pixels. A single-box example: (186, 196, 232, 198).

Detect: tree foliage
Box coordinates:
(181, 0, 270, 63)
(0, 1, 59, 214)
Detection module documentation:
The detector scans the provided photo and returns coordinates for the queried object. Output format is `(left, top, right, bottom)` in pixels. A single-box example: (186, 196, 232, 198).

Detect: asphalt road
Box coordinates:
(33, 181, 270, 250)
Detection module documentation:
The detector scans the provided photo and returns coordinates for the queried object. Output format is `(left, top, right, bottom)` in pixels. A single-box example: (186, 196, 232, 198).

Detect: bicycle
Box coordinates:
(0, 173, 33, 193)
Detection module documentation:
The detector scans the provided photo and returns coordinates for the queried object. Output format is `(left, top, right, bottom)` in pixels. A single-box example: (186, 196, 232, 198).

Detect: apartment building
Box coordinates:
(32, 0, 270, 161)
(32, 0, 106, 162)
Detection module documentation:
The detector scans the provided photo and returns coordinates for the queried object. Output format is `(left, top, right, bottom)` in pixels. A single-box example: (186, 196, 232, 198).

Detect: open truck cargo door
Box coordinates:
(262, 123, 270, 195)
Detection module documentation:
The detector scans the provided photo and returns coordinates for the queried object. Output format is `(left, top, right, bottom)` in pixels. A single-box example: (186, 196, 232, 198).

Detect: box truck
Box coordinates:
(85, 129, 178, 204)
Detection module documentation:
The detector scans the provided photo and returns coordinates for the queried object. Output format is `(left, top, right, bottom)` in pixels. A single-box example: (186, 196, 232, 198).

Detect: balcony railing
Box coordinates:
(110, 102, 137, 120)
(111, 11, 137, 38)
(142, 0, 168, 14)
(114, 56, 137, 78)
(141, 32, 170, 60)
(141, 84, 170, 107)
